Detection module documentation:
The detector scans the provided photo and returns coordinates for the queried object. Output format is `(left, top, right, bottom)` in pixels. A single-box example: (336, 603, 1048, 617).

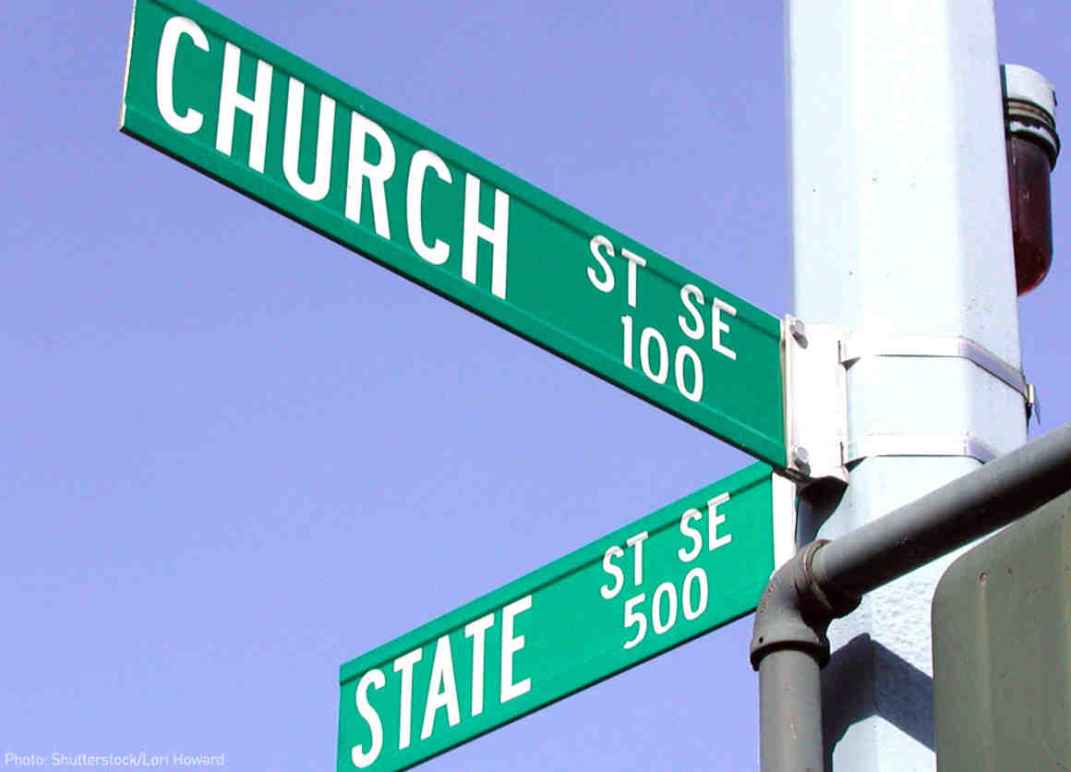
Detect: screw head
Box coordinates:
(789, 318, 808, 347)
(792, 445, 811, 470)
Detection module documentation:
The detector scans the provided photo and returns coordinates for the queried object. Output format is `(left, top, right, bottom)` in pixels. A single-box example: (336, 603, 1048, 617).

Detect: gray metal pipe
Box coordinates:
(751, 540, 847, 772)
(812, 421, 1071, 598)
(752, 422, 1071, 771)
(759, 649, 824, 772)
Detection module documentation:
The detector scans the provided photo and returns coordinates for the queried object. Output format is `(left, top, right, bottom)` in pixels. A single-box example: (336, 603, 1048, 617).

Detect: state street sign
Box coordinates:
(336, 463, 774, 770)
(120, 0, 787, 467)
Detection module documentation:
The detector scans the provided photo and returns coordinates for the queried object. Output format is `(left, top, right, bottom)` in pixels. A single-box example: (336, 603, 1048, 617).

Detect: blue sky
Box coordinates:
(3, 2, 1070, 770)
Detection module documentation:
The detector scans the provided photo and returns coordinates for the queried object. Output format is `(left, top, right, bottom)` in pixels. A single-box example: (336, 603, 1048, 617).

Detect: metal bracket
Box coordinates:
(1027, 383, 1040, 424)
(783, 324, 1037, 481)
(782, 316, 849, 485)
(843, 434, 998, 466)
(771, 472, 799, 569)
(840, 332, 1037, 421)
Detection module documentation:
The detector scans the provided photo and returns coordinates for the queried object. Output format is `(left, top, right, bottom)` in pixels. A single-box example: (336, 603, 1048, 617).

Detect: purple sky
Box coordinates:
(3, 2, 1070, 770)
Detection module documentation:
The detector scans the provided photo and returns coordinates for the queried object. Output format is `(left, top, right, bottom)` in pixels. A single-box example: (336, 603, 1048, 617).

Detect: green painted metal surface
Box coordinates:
(932, 491, 1071, 771)
(120, 0, 786, 466)
(336, 464, 774, 770)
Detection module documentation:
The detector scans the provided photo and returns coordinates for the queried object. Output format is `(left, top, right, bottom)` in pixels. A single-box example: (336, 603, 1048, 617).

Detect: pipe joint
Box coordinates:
(749, 540, 861, 670)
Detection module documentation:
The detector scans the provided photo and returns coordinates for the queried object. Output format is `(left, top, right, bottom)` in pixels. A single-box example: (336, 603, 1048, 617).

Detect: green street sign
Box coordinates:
(120, 0, 787, 466)
(336, 463, 774, 770)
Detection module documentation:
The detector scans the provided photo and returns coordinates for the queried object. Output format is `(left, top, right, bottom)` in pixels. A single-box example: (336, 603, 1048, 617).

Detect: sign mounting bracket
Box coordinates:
(783, 325, 1039, 486)
(781, 316, 849, 485)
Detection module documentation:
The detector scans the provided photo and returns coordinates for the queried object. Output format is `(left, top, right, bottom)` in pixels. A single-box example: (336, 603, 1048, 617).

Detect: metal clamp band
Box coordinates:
(839, 333, 1030, 399)
(784, 324, 1034, 482)
(843, 434, 998, 466)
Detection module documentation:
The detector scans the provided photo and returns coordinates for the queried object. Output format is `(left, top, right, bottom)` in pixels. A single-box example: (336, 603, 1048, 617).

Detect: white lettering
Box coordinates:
(639, 327, 669, 385)
(623, 593, 647, 649)
(625, 531, 649, 587)
(156, 16, 209, 135)
(350, 669, 385, 769)
(462, 174, 510, 299)
(674, 345, 703, 402)
(463, 613, 495, 717)
(678, 284, 705, 340)
(406, 149, 452, 265)
(392, 648, 423, 750)
(711, 298, 737, 361)
(677, 508, 703, 563)
(707, 493, 732, 550)
(651, 582, 678, 635)
(216, 42, 273, 172)
(620, 315, 634, 369)
(600, 545, 625, 600)
(620, 248, 647, 309)
(346, 112, 396, 239)
(283, 78, 335, 201)
(587, 235, 615, 293)
(682, 567, 709, 621)
(500, 595, 532, 703)
(420, 636, 461, 740)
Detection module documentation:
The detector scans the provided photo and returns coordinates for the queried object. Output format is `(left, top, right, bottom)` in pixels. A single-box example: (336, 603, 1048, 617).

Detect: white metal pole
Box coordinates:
(785, 1, 1026, 769)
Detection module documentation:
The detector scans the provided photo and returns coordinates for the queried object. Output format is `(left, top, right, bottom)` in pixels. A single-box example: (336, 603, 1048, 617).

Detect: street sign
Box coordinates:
(336, 463, 774, 770)
(120, 0, 787, 466)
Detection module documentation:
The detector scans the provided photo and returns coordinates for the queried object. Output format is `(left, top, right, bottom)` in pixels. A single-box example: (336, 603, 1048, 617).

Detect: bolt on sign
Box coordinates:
(120, 0, 787, 467)
(336, 463, 774, 770)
